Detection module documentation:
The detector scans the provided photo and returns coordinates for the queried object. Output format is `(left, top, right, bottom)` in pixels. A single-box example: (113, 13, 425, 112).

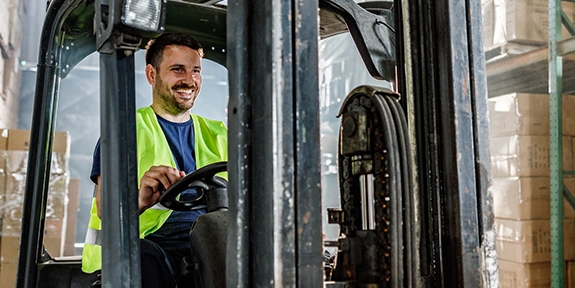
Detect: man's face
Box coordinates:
(149, 45, 203, 115)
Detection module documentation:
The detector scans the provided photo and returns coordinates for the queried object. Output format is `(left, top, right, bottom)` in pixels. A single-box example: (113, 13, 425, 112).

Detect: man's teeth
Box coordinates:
(175, 89, 193, 94)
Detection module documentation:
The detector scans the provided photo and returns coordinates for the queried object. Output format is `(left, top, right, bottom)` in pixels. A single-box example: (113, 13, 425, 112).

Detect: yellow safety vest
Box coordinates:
(82, 106, 228, 273)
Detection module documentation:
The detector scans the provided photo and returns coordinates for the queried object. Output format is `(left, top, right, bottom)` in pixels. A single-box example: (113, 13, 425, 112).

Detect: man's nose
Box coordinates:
(183, 72, 199, 85)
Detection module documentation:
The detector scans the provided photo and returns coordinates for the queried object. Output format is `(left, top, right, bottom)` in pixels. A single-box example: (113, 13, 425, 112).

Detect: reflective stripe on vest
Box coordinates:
(81, 106, 228, 273)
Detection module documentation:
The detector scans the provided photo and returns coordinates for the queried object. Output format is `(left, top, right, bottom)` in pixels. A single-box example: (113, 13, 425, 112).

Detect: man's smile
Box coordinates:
(173, 87, 196, 99)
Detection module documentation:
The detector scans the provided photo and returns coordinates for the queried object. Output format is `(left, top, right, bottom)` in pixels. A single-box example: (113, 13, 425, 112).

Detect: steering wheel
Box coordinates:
(159, 161, 228, 211)
(159, 161, 229, 287)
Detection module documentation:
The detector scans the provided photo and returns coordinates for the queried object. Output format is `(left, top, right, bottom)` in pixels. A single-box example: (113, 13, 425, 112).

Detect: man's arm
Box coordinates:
(95, 175, 102, 219)
(94, 166, 185, 218)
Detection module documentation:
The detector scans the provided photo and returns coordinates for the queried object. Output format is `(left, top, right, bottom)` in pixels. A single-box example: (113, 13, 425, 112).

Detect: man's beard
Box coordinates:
(154, 76, 196, 115)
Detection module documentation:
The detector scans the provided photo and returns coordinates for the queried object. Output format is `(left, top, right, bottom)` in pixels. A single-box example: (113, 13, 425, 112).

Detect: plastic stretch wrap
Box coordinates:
(483, 0, 575, 51)
(492, 177, 575, 220)
(1, 150, 69, 239)
(0, 130, 70, 263)
(496, 218, 575, 263)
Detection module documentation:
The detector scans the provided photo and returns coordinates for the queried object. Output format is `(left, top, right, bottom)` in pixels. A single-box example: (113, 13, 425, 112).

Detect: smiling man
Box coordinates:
(82, 33, 228, 288)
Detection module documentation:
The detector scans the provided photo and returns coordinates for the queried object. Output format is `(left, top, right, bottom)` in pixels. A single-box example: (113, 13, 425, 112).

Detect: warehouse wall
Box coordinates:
(0, 0, 23, 128)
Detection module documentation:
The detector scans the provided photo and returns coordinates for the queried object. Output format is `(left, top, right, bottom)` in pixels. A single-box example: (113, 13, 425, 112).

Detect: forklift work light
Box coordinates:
(122, 0, 166, 32)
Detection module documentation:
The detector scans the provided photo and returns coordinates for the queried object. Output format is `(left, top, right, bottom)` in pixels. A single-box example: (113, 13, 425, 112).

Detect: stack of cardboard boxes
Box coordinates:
(0, 129, 72, 285)
(489, 93, 575, 287)
(482, 0, 575, 59)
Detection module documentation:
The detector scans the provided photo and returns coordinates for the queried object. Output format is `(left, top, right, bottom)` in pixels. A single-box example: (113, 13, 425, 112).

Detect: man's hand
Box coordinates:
(138, 165, 186, 214)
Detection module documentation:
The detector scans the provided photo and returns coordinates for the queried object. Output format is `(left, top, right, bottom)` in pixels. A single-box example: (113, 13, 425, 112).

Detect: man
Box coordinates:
(82, 33, 228, 287)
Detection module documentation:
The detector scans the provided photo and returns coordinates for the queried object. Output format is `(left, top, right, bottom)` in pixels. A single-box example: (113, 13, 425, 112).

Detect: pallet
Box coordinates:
(485, 42, 544, 62)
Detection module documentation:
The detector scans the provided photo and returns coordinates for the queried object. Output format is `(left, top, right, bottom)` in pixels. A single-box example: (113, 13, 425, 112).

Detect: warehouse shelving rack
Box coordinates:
(484, 1, 575, 286)
(549, 1, 571, 286)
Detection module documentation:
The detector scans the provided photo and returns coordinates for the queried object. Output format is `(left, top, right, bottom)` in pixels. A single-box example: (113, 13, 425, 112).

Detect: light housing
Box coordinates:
(122, 0, 167, 33)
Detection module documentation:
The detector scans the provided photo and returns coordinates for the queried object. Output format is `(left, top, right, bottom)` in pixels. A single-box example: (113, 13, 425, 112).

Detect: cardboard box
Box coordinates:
(568, 261, 575, 288)
(484, 42, 542, 61)
(64, 178, 79, 256)
(482, 0, 495, 49)
(5, 150, 27, 175)
(496, 218, 575, 263)
(0, 236, 19, 264)
(2, 174, 68, 236)
(6, 129, 70, 156)
(3, 173, 24, 220)
(0, 129, 6, 150)
(488, 93, 575, 137)
(4, 129, 70, 176)
(0, 129, 7, 171)
(0, 90, 19, 128)
(0, 129, 6, 218)
(0, 129, 70, 240)
(573, 137, 575, 174)
(0, 262, 17, 288)
(0, 173, 5, 214)
(0, 216, 64, 249)
(491, 135, 572, 177)
(492, 177, 575, 220)
(498, 260, 550, 288)
(0, 237, 19, 287)
(492, 0, 575, 46)
(45, 235, 63, 258)
(0, 229, 64, 259)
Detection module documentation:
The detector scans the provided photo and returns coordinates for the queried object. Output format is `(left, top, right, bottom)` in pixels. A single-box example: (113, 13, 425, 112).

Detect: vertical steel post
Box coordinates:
(396, 0, 442, 285)
(466, 0, 498, 285)
(399, 0, 487, 286)
(396, 0, 423, 286)
(99, 49, 141, 288)
(226, 0, 251, 286)
(227, 0, 322, 286)
(435, 2, 482, 284)
(16, 1, 65, 286)
(549, 0, 564, 287)
(294, 0, 322, 286)
(16, 33, 59, 288)
(249, 0, 298, 285)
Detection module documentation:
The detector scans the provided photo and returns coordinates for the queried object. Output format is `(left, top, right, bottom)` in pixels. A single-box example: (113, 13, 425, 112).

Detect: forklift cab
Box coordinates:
(16, 0, 494, 287)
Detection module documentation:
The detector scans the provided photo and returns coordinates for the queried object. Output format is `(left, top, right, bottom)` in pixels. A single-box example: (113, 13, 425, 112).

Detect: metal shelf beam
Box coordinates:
(550, 1, 564, 287)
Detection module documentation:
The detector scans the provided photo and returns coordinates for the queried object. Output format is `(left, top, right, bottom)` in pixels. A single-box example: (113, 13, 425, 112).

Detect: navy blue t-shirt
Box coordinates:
(91, 114, 205, 228)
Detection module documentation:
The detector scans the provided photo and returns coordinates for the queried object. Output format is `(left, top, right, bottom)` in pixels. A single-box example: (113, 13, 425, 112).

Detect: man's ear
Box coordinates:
(145, 64, 156, 85)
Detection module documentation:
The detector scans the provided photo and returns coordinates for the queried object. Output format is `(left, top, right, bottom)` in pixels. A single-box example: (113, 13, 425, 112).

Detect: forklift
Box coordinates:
(15, 0, 495, 287)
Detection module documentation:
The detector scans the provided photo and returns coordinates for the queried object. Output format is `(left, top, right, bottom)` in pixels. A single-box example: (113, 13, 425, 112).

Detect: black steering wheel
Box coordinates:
(159, 161, 228, 211)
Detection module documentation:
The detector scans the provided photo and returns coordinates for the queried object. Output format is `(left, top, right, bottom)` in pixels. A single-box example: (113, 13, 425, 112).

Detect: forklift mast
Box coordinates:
(16, 0, 494, 287)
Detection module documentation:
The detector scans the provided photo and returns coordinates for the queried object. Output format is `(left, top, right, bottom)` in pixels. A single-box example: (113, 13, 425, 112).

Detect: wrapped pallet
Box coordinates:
(492, 177, 575, 220)
(483, 0, 575, 57)
(0, 129, 70, 285)
(489, 92, 575, 287)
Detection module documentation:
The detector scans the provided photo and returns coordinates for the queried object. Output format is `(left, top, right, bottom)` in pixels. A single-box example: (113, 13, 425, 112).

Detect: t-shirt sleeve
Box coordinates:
(90, 139, 101, 184)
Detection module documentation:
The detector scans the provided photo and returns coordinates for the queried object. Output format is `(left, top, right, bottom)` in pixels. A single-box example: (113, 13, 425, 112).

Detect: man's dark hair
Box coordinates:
(145, 33, 204, 69)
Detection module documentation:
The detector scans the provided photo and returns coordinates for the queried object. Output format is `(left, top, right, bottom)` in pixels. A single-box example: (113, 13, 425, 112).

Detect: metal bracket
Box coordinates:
(94, 0, 143, 54)
(328, 208, 345, 224)
(562, 10, 575, 36)
(98, 31, 142, 55)
(94, 0, 117, 52)
(564, 182, 575, 211)
(320, 0, 396, 80)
